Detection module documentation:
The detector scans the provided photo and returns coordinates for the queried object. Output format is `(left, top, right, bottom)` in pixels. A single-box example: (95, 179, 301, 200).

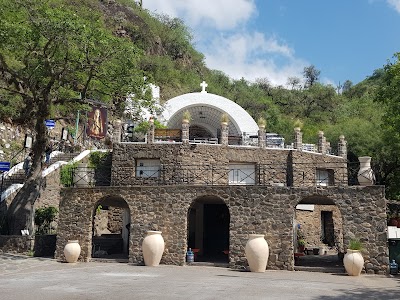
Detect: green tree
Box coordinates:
(0, 0, 148, 234)
(303, 65, 321, 88)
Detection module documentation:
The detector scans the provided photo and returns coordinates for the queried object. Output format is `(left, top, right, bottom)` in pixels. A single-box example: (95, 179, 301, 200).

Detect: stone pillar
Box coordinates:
(112, 119, 122, 144)
(294, 127, 302, 150)
(181, 120, 189, 144)
(338, 135, 347, 158)
(221, 122, 229, 146)
(258, 125, 266, 148)
(317, 131, 326, 154)
(147, 117, 154, 144)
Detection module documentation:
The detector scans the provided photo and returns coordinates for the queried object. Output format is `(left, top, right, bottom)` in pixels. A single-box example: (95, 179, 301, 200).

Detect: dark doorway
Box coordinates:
(203, 204, 230, 260)
(321, 211, 335, 246)
(187, 197, 230, 264)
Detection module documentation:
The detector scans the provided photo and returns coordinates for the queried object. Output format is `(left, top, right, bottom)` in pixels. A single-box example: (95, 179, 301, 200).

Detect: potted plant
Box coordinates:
(388, 213, 398, 227)
(297, 238, 306, 253)
(343, 238, 364, 276)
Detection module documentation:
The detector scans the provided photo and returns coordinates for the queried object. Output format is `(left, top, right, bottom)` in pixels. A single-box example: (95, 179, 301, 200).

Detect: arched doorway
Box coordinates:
(92, 196, 130, 260)
(294, 196, 344, 272)
(187, 196, 230, 263)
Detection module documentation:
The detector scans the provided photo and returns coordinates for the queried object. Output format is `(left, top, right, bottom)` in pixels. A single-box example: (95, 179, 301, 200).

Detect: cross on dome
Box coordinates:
(200, 81, 208, 93)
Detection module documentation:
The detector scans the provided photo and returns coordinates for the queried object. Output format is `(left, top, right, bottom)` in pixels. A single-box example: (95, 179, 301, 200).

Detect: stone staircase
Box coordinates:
(0, 169, 25, 193)
(0, 152, 81, 194)
(48, 152, 81, 165)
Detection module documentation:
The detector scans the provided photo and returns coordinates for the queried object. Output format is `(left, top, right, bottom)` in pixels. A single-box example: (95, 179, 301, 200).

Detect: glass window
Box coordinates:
(229, 163, 256, 185)
(136, 159, 161, 178)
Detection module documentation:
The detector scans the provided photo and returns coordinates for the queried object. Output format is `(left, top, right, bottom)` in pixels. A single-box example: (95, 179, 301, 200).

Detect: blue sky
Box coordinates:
(143, 0, 400, 87)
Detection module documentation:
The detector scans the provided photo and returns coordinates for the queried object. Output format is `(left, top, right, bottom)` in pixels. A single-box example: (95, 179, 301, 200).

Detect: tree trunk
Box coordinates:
(7, 96, 49, 235)
(7, 176, 43, 235)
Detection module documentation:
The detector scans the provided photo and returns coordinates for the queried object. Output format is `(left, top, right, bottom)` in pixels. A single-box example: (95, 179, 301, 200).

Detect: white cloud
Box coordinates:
(143, 0, 256, 30)
(143, 1, 317, 86)
(202, 32, 307, 85)
(387, 0, 400, 13)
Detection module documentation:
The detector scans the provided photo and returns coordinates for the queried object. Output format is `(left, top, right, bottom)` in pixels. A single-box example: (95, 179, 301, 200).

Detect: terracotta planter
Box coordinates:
(245, 234, 269, 272)
(298, 245, 305, 253)
(357, 156, 374, 186)
(64, 240, 81, 263)
(343, 249, 364, 276)
(142, 231, 164, 266)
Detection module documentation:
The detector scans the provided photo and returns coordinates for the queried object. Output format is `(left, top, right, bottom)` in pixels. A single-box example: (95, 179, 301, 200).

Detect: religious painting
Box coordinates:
(87, 106, 107, 139)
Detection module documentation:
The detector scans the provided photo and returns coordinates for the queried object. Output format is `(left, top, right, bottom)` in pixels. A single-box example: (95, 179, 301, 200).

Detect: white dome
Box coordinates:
(161, 92, 259, 137)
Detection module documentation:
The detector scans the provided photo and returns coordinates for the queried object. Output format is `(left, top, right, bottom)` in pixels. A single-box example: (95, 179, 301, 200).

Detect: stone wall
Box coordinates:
(111, 144, 347, 187)
(0, 235, 34, 254)
(37, 169, 62, 209)
(55, 185, 388, 274)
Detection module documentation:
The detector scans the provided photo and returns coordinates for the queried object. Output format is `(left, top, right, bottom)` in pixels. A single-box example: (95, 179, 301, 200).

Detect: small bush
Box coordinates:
(348, 238, 363, 250)
(60, 162, 78, 187)
(35, 207, 58, 235)
(88, 151, 109, 168)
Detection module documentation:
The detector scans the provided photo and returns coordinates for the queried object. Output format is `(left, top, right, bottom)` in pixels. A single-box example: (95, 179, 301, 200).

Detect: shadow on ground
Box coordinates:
(317, 286, 400, 300)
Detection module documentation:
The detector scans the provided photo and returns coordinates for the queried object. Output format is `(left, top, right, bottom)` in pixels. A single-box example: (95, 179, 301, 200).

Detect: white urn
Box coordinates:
(64, 240, 81, 263)
(245, 234, 269, 272)
(142, 231, 165, 266)
(343, 249, 364, 276)
(357, 156, 375, 186)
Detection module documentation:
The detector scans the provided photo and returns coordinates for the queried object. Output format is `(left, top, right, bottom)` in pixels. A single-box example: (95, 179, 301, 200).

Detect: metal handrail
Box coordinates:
(62, 161, 372, 188)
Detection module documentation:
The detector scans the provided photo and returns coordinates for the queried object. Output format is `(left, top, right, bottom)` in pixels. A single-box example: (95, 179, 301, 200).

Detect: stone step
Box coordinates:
(294, 266, 345, 274)
(188, 261, 229, 268)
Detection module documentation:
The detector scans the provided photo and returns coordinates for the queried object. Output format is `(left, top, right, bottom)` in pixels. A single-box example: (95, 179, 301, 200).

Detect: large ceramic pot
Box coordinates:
(245, 234, 269, 273)
(64, 240, 81, 263)
(357, 156, 375, 186)
(343, 249, 364, 276)
(142, 231, 164, 266)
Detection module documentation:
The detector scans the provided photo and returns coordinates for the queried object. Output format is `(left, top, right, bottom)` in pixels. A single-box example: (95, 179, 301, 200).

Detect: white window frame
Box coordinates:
(136, 159, 161, 178)
(229, 163, 256, 185)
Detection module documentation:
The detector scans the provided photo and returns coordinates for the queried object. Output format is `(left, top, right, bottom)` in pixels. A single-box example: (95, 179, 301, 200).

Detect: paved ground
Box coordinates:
(0, 253, 399, 300)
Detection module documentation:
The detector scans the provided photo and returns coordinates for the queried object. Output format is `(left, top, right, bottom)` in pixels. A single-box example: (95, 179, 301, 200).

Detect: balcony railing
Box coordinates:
(62, 162, 373, 188)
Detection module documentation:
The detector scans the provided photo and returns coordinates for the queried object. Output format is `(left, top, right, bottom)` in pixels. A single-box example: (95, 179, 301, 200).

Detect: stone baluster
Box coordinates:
(317, 131, 326, 154)
(181, 120, 190, 144)
(325, 141, 331, 155)
(112, 119, 122, 144)
(258, 125, 266, 148)
(338, 135, 347, 158)
(294, 127, 302, 150)
(147, 117, 155, 144)
(221, 122, 229, 146)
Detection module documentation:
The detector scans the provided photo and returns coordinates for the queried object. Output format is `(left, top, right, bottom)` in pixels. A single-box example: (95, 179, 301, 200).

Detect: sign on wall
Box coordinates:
(86, 106, 107, 139)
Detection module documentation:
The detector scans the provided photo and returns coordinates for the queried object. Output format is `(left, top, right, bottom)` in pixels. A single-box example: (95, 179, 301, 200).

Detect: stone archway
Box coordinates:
(92, 195, 130, 260)
(294, 195, 344, 272)
(187, 195, 230, 263)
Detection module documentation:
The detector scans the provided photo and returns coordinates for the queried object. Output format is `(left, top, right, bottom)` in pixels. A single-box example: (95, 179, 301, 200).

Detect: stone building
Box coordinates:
(55, 82, 388, 274)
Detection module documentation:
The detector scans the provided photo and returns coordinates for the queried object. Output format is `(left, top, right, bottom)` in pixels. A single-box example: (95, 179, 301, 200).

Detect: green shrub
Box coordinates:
(348, 238, 363, 250)
(35, 207, 58, 235)
(88, 151, 109, 168)
(60, 162, 78, 187)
